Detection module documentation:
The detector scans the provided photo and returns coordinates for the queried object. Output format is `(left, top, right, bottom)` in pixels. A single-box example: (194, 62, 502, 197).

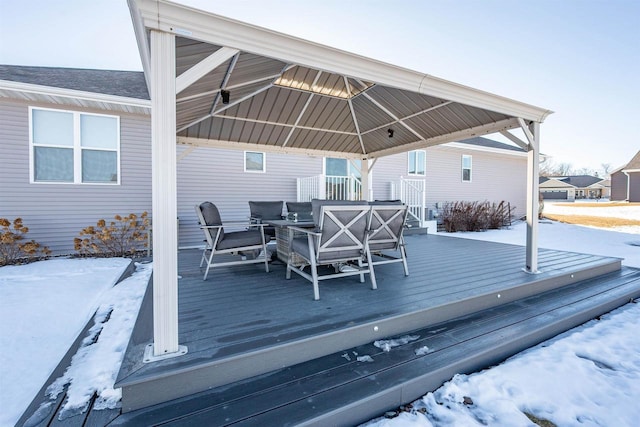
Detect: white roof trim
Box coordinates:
(177, 136, 365, 159)
(130, 0, 552, 123)
(0, 79, 151, 113)
(442, 141, 527, 157)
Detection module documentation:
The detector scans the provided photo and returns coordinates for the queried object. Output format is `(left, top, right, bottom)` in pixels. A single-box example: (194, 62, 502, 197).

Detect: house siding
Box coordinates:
(373, 145, 527, 218)
(610, 171, 628, 201)
(425, 145, 527, 218)
(629, 172, 640, 202)
(0, 99, 152, 254)
(176, 147, 321, 247)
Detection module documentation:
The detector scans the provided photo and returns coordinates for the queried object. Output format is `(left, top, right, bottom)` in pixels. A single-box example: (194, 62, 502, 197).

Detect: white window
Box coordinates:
(462, 154, 472, 182)
(30, 107, 120, 184)
(324, 158, 361, 178)
(244, 151, 265, 173)
(408, 150, 426, 176)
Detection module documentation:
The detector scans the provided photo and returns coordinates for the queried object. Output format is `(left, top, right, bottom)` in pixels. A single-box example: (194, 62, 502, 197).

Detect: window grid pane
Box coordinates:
(32, 109, 74, 147)
(34, 146, 74, 182)
(81, 114, 118, 149)
(82, 150, 118, 183)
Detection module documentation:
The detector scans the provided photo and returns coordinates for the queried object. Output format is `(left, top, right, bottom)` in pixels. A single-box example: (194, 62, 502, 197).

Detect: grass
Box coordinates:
(543, 214, 640, 228)
(551, 202, 640, 208)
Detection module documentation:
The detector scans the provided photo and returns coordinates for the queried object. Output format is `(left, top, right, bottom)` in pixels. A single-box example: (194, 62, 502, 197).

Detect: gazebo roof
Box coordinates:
(129, 0, 552, 160)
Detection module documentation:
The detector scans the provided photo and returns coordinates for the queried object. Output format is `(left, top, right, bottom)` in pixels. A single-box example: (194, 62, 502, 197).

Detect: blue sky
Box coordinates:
(1, 0, 638, 173)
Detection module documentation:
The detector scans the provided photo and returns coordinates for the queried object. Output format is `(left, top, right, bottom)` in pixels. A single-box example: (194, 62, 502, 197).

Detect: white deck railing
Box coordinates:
(391, 178, 426, 227)
(297, 174, 362, 201)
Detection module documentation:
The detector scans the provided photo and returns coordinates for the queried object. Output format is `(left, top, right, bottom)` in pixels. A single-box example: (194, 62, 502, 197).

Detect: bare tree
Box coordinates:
(601, 163, 612, 176)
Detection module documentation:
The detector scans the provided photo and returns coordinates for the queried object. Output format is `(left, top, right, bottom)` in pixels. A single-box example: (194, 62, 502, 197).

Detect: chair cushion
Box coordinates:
(199, 202, 224, 240)
(286, 202, 312, 215)
(217, 230, 263, 250)
(249, 201, 284, 220)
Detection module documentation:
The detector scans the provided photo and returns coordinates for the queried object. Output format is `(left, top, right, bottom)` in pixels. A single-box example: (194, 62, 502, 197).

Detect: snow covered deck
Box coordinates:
(113, 233, 626, 414)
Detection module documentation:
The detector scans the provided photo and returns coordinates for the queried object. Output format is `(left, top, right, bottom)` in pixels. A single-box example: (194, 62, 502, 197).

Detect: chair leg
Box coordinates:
(357, 258, 365, 283)
(263, 246, 270, 273)
(199, 247, 207, 268)
(365, 248, 377, 290)
(311, 257, 320, 300)
(307, 234, 320, 300)
(400, 241, 409, 276)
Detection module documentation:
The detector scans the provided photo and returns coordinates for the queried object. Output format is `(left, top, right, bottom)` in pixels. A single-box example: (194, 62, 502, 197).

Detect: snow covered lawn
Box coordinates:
(0, 258, 150, 427)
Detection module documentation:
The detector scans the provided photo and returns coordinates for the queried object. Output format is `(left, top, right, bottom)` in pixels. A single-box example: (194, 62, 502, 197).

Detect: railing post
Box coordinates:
(319, 174, 326, 199)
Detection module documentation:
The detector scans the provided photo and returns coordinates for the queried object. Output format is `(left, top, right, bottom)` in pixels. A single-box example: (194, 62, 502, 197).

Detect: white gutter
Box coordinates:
(0, 79, 151, 112)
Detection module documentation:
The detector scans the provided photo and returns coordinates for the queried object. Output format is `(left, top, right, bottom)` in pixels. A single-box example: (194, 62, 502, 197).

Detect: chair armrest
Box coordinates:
(288, 225, 320, 236)
(222, 221, 266, 228)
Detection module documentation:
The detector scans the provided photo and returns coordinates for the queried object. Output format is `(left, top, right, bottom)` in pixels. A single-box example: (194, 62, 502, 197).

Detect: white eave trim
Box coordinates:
(129, 0, 553, 123)
(0, 79, 151, 113)
(441, 141, 527, 157)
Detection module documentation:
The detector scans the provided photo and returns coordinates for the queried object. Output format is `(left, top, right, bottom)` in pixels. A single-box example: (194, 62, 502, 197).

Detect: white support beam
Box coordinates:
(345, 76, 367, 154)
(499, 130, 529, 150)
(149, 30, 184, 358)
(283, 71, 322, 147)
(362, 92, 427, 142)
(177, 145, 195, 162)
(360, 159, 371, 201)
(208, 52, 240, 115)
(525, 121, 540, 274)
(517, 118, 535, 146)
(360, 101, 453, 136)
(175, 46, 239, 95)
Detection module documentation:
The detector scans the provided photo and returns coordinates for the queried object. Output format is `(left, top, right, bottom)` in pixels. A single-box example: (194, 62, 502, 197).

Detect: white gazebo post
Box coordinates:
(524, 120, 541, 273)
(146, 29, 187, 360)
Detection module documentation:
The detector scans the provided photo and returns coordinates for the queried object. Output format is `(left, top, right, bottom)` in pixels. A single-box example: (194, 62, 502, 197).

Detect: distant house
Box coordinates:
(539, 175, 606, 201)
(610, 150, 640, 202)
(1, 64, 529, 254)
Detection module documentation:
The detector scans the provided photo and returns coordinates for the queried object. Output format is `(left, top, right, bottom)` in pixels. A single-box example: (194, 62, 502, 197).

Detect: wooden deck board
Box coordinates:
(111, 267, 640, 427)
(115, 234, 623, 411)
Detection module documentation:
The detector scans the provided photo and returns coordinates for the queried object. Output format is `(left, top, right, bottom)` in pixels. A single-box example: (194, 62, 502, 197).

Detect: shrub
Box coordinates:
(74, 212, 150, 257)
(0, 217, 51, 266)
(441, 201, 514, 232)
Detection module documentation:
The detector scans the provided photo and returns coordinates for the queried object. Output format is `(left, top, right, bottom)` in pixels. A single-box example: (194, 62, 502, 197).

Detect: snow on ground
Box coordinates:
(361, 301, 640, 427)
(0, 258, 130, 427)
(448, 220, 640, 268)
(0, 219, 638, 427)
(0, 259, 149, 427)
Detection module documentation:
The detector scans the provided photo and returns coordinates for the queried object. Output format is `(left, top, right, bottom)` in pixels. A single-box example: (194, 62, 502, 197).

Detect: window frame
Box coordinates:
(244, 150, 266, 173)
(29, 106, 121, 185)
(461, 154, 472, 182)
(407, 150, 426, 176)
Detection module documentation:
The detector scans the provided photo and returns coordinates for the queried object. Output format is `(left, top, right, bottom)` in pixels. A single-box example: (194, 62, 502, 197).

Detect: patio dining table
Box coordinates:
(264, 218, 314, 265)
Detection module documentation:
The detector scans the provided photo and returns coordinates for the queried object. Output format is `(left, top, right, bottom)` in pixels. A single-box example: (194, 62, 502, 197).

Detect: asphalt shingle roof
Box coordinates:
(0, 65, 149, 100)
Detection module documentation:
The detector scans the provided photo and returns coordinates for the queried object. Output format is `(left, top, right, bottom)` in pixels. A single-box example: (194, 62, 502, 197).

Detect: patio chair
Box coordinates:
(286, 203, 376, 300)
(196, 202, 269, 280)
(285, 201, 312, 221)
(367, 202, 410, 276)
(249, 201, 284, 240)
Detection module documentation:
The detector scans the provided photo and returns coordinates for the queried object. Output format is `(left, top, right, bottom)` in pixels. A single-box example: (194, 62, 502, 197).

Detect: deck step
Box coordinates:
(111, 267, 640, 427)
